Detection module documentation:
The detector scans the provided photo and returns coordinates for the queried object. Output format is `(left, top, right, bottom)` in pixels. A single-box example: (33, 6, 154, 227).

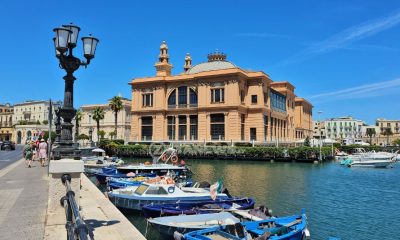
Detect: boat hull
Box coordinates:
(349, 160, 394, 168)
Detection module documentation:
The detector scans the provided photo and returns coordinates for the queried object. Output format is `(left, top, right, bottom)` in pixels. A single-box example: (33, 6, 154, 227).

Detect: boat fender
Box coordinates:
(168, 186, 175, 193)
(162, 154, 168, 161)
(171, 155, 179, 164)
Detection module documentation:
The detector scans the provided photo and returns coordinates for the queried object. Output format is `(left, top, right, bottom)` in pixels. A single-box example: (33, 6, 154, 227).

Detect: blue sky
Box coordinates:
(0, 0, 399, 124)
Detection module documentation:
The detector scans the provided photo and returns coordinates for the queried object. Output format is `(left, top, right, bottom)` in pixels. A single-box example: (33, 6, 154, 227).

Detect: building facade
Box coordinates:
(129, 42, 313, 143)
(12, 100, 62, 144)
(294, 98, 313, 139)
(375, 118, 400, 145)
(314, 116, 364, 141)
(79, 98, 132, 143)
(0, 103, 14, 141)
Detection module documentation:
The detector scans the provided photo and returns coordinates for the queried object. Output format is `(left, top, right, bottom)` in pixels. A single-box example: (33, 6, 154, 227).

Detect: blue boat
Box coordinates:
(108, 182, 230, 210)
(107, 177, 193, 190)
(142, 197, 255, 218)
(183, 212, 308, 240)
(94, 167, 156, 184)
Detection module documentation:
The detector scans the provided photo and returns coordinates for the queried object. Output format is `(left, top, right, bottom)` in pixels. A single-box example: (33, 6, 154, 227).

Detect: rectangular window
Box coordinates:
(189, 89, 198, 107)
(142, 93, 153, 107)
(178, 115, 187, 140)
(141, 116, 153, 140)
(264, 115, 268, 141)
(190, 115, 198, 140)
(211, 88, 225, 103)
(210, 114, 225, 140)
(251, 95, 257, 104)
(178, 86, 187, 107)
(241, 114, 245, 141)
(167, 116, 176, 140)
(250, 128, 257, 141)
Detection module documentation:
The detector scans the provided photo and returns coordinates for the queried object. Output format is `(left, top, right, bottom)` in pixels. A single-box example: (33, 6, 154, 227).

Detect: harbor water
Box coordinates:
(103, 159, 400, 240)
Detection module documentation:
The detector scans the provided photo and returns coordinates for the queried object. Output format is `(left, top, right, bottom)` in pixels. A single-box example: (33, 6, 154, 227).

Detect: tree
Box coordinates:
(109, 96, 123, 139)
(43, 131, 56, 142)
(42, 120, 49, 125)
(92, 107, 105, 142)
(77, 133, 89, 145)
(366, 128, 376, 144)
(382, 128, 393, 146)
(98, 130, 106, 140)
(109, 130, 116, 140)
(393, 138, 400, 146)
(304, 136, 311, 147)
(74, 109, 83, 141)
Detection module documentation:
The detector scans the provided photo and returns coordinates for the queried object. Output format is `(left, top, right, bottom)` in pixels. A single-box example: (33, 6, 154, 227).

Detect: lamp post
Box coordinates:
(318, 111, 323, 161)
(52, 23, 99, 159)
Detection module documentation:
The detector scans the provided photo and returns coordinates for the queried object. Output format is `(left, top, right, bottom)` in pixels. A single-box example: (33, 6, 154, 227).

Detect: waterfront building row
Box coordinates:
(129, 41, 314, 143)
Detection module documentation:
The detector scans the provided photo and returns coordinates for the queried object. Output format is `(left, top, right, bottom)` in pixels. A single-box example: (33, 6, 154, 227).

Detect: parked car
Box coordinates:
(1, 141, 15, 150)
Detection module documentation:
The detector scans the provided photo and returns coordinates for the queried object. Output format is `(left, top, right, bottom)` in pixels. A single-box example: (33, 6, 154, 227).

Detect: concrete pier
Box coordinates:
(0, 147, 145, 240)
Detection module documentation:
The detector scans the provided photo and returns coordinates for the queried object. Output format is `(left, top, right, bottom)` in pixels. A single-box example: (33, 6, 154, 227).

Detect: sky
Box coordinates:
(0, 0, 399, 125)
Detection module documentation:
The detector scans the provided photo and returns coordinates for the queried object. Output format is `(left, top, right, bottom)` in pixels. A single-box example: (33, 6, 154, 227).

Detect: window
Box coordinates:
(270, 90, 286, 112)
(241, 114, 245, 140)
(263, 92, 267, 104)
(167, 116, 176, 140)
(142, 93, 153, 107)
(178, 115, 187, 140)
(250, 128, 257, 141)
(141, 116, 153, 140)
(190, 115, 198, 140)
(211, 88, 224, 103)
(145, 186, 168, 195)
(178, 86, 187, 107)
(168, 90, 176, 108)
(134, 185, 149, 195)
(189, 89, 198, 106)
(251, 95, 257, 104)
(264, 115, 268, 141)
(210, 114, 225, 140)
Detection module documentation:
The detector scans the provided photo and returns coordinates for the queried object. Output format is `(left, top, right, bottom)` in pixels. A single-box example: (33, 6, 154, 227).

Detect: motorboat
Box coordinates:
(108, 182, 230, 211)
(142, 197, 255, 218)
(183, 212, 308, 240)
(346, 149, 396, 168)
(107, 176, 193, 190)
(94, 167, 156, 184)
(148, 212, 241, 237)
(81, 147, 124, 174)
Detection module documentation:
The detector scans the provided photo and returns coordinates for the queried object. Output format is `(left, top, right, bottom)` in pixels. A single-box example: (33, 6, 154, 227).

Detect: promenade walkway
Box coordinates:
(0, 157, 48, 240)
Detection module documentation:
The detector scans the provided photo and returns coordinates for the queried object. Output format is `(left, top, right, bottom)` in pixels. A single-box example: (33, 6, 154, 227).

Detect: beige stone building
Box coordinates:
(375, 118, 400, 145)
(79, 98, 132, 143)
(129, 41, 313, 143)
(0, 103, 14, 141)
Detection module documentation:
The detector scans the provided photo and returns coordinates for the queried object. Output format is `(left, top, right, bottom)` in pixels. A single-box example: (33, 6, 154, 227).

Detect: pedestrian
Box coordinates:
(38, 139, 48, 167)
(23, 141, 33, 168)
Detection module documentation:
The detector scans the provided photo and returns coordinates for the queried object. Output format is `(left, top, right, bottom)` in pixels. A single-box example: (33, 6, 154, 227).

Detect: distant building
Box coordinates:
(375, 118, 400, 145)
(12, 100, 62, 144)
(314, 116, 364, 140)
(0, 103, 14, 141)
(129, 41, 313, 143)
(79, 98, 132, 143)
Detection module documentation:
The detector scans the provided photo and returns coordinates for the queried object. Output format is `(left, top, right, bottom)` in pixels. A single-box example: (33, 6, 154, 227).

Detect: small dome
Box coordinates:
(187, 61, 236, 74)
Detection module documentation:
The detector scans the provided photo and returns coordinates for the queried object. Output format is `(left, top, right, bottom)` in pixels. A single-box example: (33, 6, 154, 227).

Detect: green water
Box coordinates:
(105, 159, 400, 240)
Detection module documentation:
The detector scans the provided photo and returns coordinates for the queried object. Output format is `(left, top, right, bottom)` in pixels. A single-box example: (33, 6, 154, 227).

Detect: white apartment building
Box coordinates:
(79, 98, 132, 143)
(314, 116, 364, 140)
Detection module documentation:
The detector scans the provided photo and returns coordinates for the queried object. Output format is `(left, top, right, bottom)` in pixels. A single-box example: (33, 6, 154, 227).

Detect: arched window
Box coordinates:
(190, 89, 197, 106)
(168, 89, 176, 108)
(178, 86, 187, 106)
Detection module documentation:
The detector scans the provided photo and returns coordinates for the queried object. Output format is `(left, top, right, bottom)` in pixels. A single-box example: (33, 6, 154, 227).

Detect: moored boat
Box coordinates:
(108, 182, 230, 211)
(142, 197, 255, 218)
(183, 212, 308, 240)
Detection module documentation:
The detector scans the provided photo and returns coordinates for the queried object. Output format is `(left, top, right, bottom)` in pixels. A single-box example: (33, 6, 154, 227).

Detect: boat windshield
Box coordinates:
(134, 185, 149, 195)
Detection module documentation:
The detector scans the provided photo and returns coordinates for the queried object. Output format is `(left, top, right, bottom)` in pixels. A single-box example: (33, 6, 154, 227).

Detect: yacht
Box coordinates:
(347, 148, 396, 168)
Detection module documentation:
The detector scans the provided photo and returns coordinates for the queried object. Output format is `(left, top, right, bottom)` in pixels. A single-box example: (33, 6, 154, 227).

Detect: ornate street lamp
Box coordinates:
(52, 23, 99, 159)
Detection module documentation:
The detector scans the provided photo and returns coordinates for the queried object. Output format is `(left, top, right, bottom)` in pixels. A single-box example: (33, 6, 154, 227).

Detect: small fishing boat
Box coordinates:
(107, 176, 193, 190)
(183, 212, 308, 240)
(148, 212, 240, 237)
(142, 197, 255, 218)
(94, 167, 156, 184)
(108, 182, 230, 211)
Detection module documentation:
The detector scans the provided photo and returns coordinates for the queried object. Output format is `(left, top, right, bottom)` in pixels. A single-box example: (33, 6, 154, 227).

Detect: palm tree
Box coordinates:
(92, 107, 105, 142)
(382, 128, 393, 146)
(74, 109, 83, 142)
(109, 96, 123, 140)
(366, 128, 376, 144)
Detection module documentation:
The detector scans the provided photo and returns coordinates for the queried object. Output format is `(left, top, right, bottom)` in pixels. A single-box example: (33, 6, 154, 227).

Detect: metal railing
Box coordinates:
(60, 174, 92, 240)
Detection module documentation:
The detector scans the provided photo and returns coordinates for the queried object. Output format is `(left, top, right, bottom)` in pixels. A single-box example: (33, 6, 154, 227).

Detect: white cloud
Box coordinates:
(276, 10, 400, 66)
(309, 78, 400, 102)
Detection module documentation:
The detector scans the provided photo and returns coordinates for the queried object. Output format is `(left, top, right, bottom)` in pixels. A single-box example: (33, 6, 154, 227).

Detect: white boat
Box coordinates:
(108, 182, 229, 210)
(347, 149, 396, 168)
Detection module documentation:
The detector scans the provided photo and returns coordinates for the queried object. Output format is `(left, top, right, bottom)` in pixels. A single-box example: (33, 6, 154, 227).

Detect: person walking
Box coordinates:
(23, 141, 33, 168)
(38, 139, 48, 167)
